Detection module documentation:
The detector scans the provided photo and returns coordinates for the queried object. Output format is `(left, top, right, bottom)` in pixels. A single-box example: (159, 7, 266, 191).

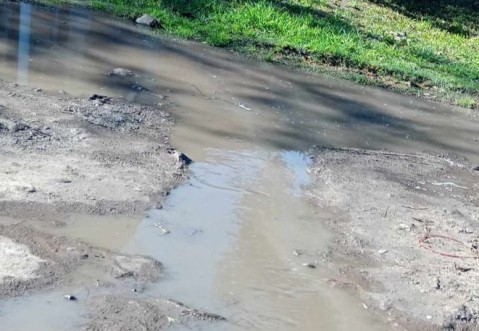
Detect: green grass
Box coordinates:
(456, 96, 476, 109)
(36, 0, 479, 108)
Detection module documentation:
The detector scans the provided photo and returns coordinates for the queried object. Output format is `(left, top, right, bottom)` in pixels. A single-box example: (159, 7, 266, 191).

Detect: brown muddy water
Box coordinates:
(1, 2, 479, 330)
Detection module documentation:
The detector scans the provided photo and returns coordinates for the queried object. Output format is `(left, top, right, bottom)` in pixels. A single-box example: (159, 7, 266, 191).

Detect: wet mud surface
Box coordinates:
(309, 149, 479, 330)
(87, 296, 225, 331)
(0, 223, 222, 330)
(0, 223, 163, 297)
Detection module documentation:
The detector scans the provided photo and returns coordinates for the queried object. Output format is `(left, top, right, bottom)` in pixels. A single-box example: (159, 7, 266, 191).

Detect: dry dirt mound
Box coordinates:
(0, 80, 188, 216)
(309, 148, 479, 330)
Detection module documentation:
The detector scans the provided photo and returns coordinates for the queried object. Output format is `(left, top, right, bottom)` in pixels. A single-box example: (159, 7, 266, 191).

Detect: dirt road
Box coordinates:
(309, 148, 479, 330)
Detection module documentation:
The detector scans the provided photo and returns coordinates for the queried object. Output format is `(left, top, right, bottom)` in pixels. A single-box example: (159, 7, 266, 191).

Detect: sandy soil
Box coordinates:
(309, 148, 479, 330)
(0, 235, 46, 282)
(0, 80, 223, 329)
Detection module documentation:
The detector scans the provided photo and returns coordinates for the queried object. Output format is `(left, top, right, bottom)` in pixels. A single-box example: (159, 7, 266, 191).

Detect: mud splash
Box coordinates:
(1, 2, 479, 330)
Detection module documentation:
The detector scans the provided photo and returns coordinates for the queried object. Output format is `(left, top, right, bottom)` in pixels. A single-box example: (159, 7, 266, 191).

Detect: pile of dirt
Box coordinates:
(309, 148, 479, 330)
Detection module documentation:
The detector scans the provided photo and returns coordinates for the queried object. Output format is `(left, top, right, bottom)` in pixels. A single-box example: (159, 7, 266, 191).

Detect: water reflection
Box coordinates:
(123, 149, 385, 331)
(17, 2, 31, 85)
(123, 150, 262, 310)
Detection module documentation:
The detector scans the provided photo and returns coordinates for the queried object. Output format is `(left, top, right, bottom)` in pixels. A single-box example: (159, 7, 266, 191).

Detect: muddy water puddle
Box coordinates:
(44, 214, 141, 251)
(0, 213, 141, 251)
(1, 2, 479, 330)
(124, 149, 383, 330)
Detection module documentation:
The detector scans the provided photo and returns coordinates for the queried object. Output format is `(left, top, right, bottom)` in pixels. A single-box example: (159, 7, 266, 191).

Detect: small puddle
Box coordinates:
(0, 291, 88, 331)
(0, 214, 141, 251)
(1, 2, 479, 330)
(45, 214, 141, 251)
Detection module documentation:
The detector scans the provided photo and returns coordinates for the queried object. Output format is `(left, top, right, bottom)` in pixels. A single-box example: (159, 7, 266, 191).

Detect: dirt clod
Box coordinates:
(64, 294, 77, 301)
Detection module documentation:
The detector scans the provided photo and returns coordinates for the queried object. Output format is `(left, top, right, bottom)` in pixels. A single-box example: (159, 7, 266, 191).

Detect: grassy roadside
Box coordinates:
(35, 0, 478, 108)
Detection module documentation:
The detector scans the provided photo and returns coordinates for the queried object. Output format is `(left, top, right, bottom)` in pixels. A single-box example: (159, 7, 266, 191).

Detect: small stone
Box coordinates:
(135, 14, 161, 28)
(303, 263, 317, 269)
(22, 184, 36, 193)
(178, 152, 193, 165)
(431, 276, 441, 290)
(292, 249, 303, 256)
(88, 94, 110, 103)
(64, 294, 77, 301)
(398, 223, 409, 230)
(110, 68, 134, 78)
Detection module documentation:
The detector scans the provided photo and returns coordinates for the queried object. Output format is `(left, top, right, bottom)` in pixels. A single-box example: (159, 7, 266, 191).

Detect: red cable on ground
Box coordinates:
(419, 234, 479, 259)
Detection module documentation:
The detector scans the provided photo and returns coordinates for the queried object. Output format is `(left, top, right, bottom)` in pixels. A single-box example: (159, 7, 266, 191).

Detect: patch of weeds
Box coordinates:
(455, 96, 477, 109)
